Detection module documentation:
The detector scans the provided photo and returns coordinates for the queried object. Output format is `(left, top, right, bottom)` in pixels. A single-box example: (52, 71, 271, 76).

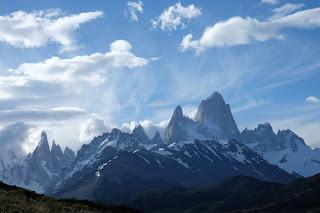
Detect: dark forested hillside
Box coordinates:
(127, 174, 320, 213)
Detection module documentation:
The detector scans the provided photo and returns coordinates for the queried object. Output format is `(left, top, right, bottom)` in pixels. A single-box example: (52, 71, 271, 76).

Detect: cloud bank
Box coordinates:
(0, 9, 103, 52)
(0, 40, 148, 100)
(181, 7, 320, 53)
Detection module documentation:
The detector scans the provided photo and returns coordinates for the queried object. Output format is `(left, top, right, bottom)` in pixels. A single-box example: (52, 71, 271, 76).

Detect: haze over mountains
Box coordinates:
(0, 91, 319, 203)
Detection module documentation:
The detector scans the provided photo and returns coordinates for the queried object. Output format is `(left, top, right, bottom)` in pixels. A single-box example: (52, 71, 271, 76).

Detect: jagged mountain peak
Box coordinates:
(207, 91, 225, 103)
(51, 140, 63, 156)
(164, 92, 241, 144)
(132, 124, 150, 144)
(195, 91, 240, 140)
(195, 91, 226, 123)
(132, 124, 147, 136)
(241, 123, 320, 176)
(35, 131, 50, 155)
(257, 122, 273, 132)
(153, 131, 161, 139)
(172, 105, 184, 119)
(40, 131, 47, 139)
(151, 131, 163, 144)
(64, 146, 74, 155)
(164, 105, 193, 144)
(62, 146, 76, 168)
(111, 128, 122, 135)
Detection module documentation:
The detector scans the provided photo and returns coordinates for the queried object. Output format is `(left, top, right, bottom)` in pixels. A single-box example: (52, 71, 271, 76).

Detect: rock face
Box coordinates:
(241, 124, 320, 177)
(27, 132, 54, 189)
(132, 125, 151, 144)
(195, 92, 240, 140)
(164, 106, 195, 144)
(53, 128, 293, 203)
(164, 92, 240, 144)
(63, 146, 76, 167)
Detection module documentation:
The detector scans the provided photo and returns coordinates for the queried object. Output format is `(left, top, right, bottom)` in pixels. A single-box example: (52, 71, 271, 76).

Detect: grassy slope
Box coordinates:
(0, 182, 139, 213)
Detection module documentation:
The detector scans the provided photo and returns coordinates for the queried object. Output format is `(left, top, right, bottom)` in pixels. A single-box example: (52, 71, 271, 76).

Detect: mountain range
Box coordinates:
(1, 91, 320, 205)
(0, 131, 75, 193)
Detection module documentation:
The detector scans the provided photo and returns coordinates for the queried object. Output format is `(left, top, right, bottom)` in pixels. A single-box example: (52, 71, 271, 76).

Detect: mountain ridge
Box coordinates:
(1, 91, 319, 203)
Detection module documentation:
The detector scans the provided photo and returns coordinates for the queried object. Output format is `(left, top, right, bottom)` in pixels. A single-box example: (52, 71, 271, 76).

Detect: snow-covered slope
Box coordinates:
(241, 124, 320, 177)
(53, 127, 294, 203)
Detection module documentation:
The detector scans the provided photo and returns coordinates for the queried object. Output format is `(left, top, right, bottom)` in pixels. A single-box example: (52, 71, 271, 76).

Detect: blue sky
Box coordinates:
(0, 0, 320, 152)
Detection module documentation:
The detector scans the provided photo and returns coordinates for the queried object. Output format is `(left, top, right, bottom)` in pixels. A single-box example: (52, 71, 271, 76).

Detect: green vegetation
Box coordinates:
(0, 182, 138, 213)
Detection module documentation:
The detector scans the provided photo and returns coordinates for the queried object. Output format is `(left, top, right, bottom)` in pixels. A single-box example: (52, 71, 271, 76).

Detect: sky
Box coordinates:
(0, 0, 320, 154)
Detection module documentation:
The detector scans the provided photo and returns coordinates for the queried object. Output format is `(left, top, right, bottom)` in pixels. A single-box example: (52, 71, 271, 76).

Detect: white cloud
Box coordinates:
(306, 96, 320, 104)
(270, 3, 304, 20)
(151, 2, 201, 31)
(0, 9, 103, 52)
(79, 116, 110, 144)
(261, 0, 279, 5)
(4, 40, 148, 93)
(181, 7, 320, 53)
(126, 1, 143, 22)
(0, 122, 36, 156)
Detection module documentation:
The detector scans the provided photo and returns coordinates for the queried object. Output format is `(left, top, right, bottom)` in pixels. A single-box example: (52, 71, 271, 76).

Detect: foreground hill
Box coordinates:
(0, 181, 138, 213)
(127, 173, 320, 213)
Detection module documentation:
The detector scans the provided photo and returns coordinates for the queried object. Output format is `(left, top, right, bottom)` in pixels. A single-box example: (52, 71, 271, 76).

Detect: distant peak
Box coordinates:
(195, 92, 228, 123)
(34, 130, 50, 155)
(38, 131, 49, 147)
(40, 131, 47, 140)
(154, 131, 161, 138)
(111, 128, 122, 135)
(133, 124, 144, 132)
(132, 124, 149, 142)
(64, 146, 74, 155)
(277, 129, 292, 134)
(257, 122, 272, 130)
(152, 131, 163, 144)
(152, 131, 162, 140)
(63, 146, 76, 160)
(172, 105, 184, 119)
(64, 146, 72, 152)
(207, 91, 225, 103)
